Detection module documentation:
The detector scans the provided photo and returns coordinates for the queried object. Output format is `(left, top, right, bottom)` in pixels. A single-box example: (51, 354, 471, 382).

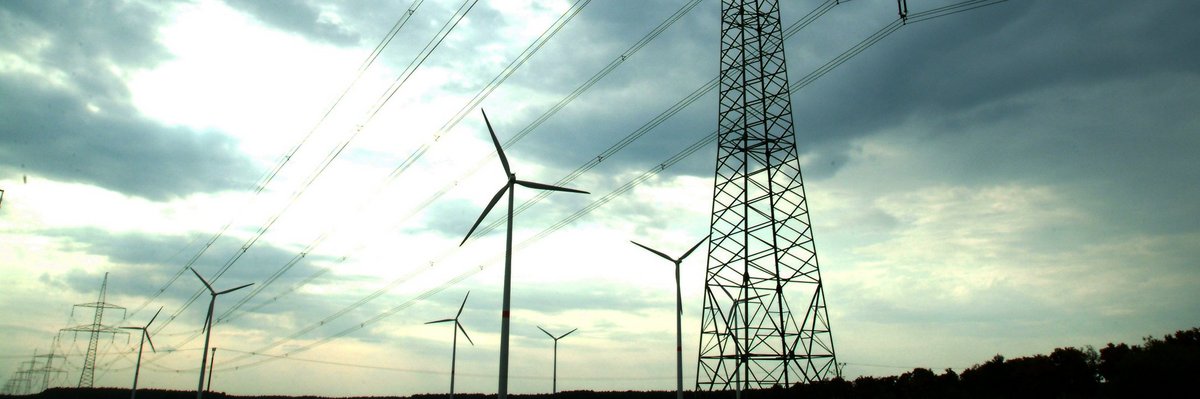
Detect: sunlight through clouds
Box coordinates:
(2, 0, 1198, 396)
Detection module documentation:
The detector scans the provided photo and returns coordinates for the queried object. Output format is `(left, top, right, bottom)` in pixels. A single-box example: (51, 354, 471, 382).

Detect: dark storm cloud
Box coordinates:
(223, 0, 361, 46)
(0, 0, 260, 200)
(495, 0, 721, 179)
(788, 0, 1200, 235)
(792, 0, 1200, 147)
(493, 0, 1200, 194)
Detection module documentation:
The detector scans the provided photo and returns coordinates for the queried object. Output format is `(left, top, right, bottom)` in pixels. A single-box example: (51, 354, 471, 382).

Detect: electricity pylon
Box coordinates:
(60, 272, 126, 388)
(697, 0, 838, 390)
(32, 345, 65, 393)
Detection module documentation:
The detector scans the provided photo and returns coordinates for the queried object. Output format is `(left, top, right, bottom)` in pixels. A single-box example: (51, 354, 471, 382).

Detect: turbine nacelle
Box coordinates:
(459, 109, 589, 246)
(538, 326, 578, 342)
(631, 238, 706, 315)
(120, 306, 163, 353)
(426, 291, 474, 346)
(189, 267, 253, 333)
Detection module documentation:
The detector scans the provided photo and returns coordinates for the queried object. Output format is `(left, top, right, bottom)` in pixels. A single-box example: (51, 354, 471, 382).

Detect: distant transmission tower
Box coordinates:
(61, 272, 126, 388)
(697, 0, 838, 391)
(34, 344, 66, 392)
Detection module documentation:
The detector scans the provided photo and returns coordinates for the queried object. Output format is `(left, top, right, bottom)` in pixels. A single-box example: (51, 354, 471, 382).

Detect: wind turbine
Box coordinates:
(630, 238, 705, 399)
(426, 292, 474, 399)
(120, 306, 161, 399)
(189, 267, 252, 399)
(460, 109, 589, 399)
(537, 326, 577, 394)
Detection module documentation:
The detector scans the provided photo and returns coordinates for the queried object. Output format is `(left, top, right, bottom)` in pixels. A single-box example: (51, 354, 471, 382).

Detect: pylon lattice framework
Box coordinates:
(60, 273, 125, 388)
(696, 0, 837, 390)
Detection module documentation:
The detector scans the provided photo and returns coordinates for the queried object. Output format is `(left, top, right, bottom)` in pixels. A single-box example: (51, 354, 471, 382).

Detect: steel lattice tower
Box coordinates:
(61, 272, 125, 388)
(696, 0, 837, 390)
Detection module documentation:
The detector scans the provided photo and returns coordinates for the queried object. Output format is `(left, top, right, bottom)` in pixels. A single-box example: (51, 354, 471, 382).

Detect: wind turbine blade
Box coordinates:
(456, 291, 470, 319)
(190, 267, 214, 293)
(514, 179, 589, 194)
(680, 237, 706, 261)
(145, 331, 156, 353)
(147, 306, 163, 328)
(537, 326, 554, 339)
(631, 241, 674, 262)
(426, 318, 455, 325)
(460, 184, 510, 246)
(458, 322, 474, 346)
(216, 283, 254, 295)
(481, 109, 511, 176)
(119, 326, 141, 330)
(559, 328, 578, 339)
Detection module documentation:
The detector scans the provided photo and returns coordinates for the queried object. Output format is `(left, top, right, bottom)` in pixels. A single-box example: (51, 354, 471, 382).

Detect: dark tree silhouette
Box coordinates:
(1100, 327, 1200, 397)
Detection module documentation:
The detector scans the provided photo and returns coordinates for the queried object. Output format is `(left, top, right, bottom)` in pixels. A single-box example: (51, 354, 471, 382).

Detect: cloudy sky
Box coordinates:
(2, 0, 1197, 396)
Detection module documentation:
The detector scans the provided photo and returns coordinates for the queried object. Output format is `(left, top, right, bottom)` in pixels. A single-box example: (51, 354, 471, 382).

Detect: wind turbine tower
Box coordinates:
(537, 326, 576, 394)
(631, 238, 705, 399)
(697, 0, 838, 390)
(426, 292, 474, 399)
(189, 267, 252, 399)
(460, 109, 589, 399)
(120, 307, 161, 399)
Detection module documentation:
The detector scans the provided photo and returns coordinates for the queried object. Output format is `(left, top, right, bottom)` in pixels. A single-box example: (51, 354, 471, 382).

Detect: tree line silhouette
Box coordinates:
(7, 327, 1197, 399)
(793, 326, 1200, 398)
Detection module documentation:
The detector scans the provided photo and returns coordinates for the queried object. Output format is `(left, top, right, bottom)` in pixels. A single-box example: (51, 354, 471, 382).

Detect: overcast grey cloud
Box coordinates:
(0, 75, 259, 200)
(43, 227, 332, 305)
(223, 0, 361, 46)
(2, 1, 1198, 396)
(790, 0, 1200, 172)
(0, 0, 259, 200)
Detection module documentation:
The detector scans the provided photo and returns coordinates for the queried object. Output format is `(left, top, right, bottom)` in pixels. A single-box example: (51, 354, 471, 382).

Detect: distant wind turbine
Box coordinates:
(537, 326, 577, 394)
(189, 267, 252, 399)
(460, 109, 589, 399)
(120, 306, 161, 399)
(631, 238, 705, 399)
(426, 292, 474, 399)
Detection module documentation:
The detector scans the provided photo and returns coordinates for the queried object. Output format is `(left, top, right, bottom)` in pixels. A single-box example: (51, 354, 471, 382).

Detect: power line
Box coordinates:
(178, 0, 690, 354)
(99, 3, 605, 375)
(210, 0, 1004, 373)
(222, 0, 733, 342)
(204, 0, 852, 371)
(103, 0, 481, 377)
(125, 0, 429, 320)
(213, 0, 595, 328)
(125, 347, 672, 382)
(148, 0, 480, 339)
